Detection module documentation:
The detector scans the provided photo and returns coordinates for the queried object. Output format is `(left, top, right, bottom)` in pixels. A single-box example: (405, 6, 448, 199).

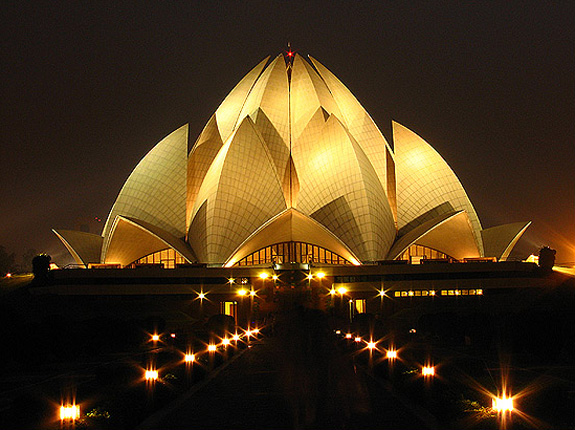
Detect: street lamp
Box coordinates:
(492, 395, 514, 412)
(145, 369, 159, 381)
(422, 366, 435, 377)
(60, 404, 80, 421)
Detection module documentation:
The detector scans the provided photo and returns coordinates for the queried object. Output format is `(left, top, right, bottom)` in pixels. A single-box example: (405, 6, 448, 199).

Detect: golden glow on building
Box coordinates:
(54, 53, 530, 268)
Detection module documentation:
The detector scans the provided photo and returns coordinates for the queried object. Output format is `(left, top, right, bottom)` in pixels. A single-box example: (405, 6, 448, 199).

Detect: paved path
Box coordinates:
(139, 338, 435, 430)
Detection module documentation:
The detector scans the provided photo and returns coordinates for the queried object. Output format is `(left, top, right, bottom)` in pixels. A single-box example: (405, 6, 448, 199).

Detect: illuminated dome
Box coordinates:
(54, 53, 530, 267)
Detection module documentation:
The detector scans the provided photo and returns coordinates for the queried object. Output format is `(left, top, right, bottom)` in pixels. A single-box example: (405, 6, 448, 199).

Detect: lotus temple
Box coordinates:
(46, 53, 543, 323)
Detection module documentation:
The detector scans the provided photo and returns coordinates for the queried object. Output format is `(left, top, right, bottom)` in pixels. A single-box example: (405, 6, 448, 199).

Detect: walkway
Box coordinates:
(138, 337, 435, 430)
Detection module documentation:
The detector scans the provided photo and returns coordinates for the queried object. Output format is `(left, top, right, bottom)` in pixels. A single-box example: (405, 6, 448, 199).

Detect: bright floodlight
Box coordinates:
(237, 288, 247, 296)
(345, 333, 352, 339)
(493, 395, 514, 412)
(198, 292, 206, 299)
(208, 344, 217, 352)
(184, 353, 195, 362)
(367, 341, 376, 350)
(422, 366, 435, 376)
(337, 287, 348, 295)
(329, 288, 336, 296)
(252, 328, 260, 334)
(145, 369, 158, 380)
(379, 289, 385, 297)
(249, 289, 256, 297)
(317, 272, 325, 278)
(386, 350, 397, 359)
(354, 337, 362, 343)
(259, 272, 268, 279)
(151, 334, 160, 341)
(306, 274, 313, 280)
(272, 274, 279, 280)
(60, 405, 80, 421)
(228, 278, 235, 284)
(232, 333, 240, 341)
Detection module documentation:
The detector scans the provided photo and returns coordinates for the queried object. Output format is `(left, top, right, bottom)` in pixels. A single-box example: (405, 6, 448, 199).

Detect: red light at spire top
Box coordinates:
(287, 51, 293, 57)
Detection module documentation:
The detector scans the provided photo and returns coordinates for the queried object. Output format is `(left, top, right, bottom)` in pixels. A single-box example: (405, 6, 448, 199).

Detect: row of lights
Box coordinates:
(60, 327, 263, 423)
(146, 329, 261, 380)
(337, 330, 513, 413)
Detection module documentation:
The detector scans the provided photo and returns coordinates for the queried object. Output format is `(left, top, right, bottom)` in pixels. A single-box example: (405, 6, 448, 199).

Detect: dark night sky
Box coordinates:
(1, 1, 573, 266)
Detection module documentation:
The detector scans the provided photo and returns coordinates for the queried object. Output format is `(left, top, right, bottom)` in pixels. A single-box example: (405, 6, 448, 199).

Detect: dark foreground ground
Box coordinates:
(138, 337, 433, 430)
(1, 273, 575, 429)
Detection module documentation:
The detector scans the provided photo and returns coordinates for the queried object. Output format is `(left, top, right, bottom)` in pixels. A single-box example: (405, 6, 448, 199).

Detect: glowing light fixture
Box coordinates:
(145, 369, 159, 380)
(367, 341, 376, 350)
(228, 278, 235, 284)
(386, 349, 397, 359)
(422, 366, 435, 376)
(259, 272, 268, 279)
(249, 289, 256, 297)
(170, 333, 176, 338)
(493, 395, 514, 412)
(151, 334, 160, 342)
(252, 328, 260, 334)
(60, 405, 80, 421)
(345, 333, 352, 339)
(198, 292, 206, 300)
(272, 274, 279, 281)
(337, 287, 348, 295)
(379, 289, 385, 297)
(354, 337, 362, 343)
(317, 272, 325, 278)
(208, 344, 217, 352)
(237, 288, 247, 296)
(221, 338, 230, 346)
(329, 288, 336, 296)
(184, 353, 195, 362)
(306, 274, 313, 280)
(232, 333, 240, 341)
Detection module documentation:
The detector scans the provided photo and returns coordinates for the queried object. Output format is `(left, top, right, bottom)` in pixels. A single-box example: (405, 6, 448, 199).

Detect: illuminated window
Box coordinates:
(221, 301, 238, 323)
(394, 291, 401, 297)
(354, 299, 366, 314)
(236, 241, 351, 266)
(133, 248, 187, 268)
(441, 290, 448, 296)
(399, 244, 450, 261)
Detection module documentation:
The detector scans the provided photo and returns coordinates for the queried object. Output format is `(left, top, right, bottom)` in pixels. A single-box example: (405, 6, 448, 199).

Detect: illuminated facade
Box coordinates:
(54, 53, 530, 268)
